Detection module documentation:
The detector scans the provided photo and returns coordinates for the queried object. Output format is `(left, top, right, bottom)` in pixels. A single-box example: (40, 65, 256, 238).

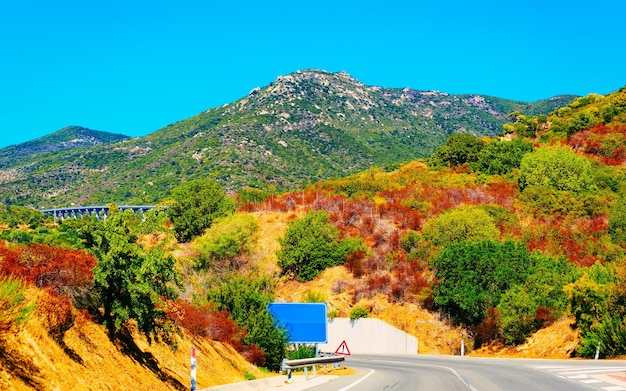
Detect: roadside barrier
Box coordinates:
(282, 355, 345, 381)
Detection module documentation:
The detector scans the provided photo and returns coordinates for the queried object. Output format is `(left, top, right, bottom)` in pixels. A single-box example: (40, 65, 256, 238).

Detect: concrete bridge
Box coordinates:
(40, 205, 161, 220)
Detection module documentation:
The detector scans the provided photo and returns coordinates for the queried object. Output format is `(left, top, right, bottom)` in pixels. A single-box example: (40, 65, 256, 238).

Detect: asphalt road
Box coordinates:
(301, 354, 626, 391)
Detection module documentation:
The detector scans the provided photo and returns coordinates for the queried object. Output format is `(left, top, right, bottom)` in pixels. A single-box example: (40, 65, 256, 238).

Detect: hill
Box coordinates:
(0, 69, 573, 209)
(1, 86, 625, 389)
(0, 126, 129, 167)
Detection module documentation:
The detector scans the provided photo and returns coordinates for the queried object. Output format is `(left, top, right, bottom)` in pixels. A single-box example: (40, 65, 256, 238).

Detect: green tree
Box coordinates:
(277, 210, 365, 282)
(430, 133, 485, 168)
(609, 197, 626, 245)
(518, 146, 595, 193)
(502, 113, 539, 138)
(421, 205, 500, 248)
(497, 285, 537, 345)
(79, 212, 179, 340)
(169, 178, 235, 242)
(207, 274, 287, 371)
(475, 137, 534, 175)
(566, 263, 615, 357)
(498, 254, 578, 345)
(433, 240, 531, 326)
(567, 111, 598, 136)
(235, 187, 275, 207)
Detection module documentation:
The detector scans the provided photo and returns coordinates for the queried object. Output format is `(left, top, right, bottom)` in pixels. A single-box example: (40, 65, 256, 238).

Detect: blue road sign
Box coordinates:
(268, 303, 328, 344)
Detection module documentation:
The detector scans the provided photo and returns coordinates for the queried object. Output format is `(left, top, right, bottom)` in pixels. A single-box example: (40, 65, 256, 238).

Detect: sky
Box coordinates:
(1, 0, 625, 148)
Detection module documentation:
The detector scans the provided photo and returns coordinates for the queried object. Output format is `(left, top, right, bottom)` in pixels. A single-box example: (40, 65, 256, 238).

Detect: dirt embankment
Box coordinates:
(0, 289, 268, 391)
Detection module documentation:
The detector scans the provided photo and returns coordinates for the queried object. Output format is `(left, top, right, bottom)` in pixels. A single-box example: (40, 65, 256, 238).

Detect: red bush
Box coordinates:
(366, 272, 391, 291)
(534, 306, 556, 328)
(0, 242, 96, 294)
(474, 307, 502, 348)
(167, 300, 266, 365)
(344, 249, 367, 277)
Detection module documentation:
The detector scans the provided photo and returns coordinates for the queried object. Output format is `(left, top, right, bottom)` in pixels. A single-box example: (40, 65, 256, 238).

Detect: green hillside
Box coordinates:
(1, 85, 626, 391)
(0, 70, 573, 209)
(0, 126, 129, 167)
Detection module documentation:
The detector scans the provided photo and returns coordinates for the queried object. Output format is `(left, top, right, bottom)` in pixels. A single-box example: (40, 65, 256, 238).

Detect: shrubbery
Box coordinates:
(429, 133, 485, 168)
(168, 300, 265, 366)
(207, 274, 288, 371)
(433, 240, 532, 326)
(78, 212, 180, 341)
(349, 306, 369, 320)
(169, 178, 235, 242)
(567, 262, 626, 357)
(192, 213, 258, 272)
(421, 205, 500, 248)
(277, 210, 365, 282)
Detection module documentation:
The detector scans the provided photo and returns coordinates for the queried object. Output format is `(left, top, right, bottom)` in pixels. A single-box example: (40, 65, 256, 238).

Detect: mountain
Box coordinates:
(0, 70, 575, 209)
(0, 126, 130, 167)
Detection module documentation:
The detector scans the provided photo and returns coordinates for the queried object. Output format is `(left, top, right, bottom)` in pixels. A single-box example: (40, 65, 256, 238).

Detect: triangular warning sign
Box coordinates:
(335, 340, 351, 356)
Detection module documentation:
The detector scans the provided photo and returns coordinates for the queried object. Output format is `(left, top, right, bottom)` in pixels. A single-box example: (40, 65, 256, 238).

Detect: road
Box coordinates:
(302, 354, 626, 391)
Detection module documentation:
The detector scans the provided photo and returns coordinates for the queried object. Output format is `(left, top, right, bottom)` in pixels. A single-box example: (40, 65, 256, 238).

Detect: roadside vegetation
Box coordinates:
(1, 86, 626, 388)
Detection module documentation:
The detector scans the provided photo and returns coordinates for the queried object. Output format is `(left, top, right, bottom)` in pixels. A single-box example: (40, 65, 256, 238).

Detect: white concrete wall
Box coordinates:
(318, 318, 417, 355)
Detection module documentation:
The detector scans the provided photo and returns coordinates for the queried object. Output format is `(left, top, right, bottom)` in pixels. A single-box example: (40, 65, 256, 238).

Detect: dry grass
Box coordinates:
(0, 289, 269, 391)
(470, 318, 579, 359)
(249, 211, 292, 274)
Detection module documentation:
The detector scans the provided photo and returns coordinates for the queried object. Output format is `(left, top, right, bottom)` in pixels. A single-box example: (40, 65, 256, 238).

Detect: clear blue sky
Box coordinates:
(1, 0, 625, 148)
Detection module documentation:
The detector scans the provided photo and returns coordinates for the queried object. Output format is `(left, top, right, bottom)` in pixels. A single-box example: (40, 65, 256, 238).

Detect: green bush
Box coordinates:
(519, 146, 595, 193)
(421, 205, 500, 248)
(497, 254, 578, 345)
(433, 240, 532, 326)
(286, 344, 316, 360)
(567, 263, 626, 358)
(430, 133, 485, 168)
(168, 178, 235, 242)
(207, 274, 288, 371)
(475, 137, 533, 175)
(192, 213, 258, 270)
(277, 210, 365, 282)
(609, 197, 626, 245)
(349, 306, 369, 320)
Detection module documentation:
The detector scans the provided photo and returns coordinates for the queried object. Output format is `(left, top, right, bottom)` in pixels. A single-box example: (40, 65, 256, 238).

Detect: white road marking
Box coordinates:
(338, 368, 375, 391)
(531, 364, 626, 390)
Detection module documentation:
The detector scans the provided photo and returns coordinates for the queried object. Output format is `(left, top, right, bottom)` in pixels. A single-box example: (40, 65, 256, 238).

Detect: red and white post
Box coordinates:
(190, 347, 197, 391)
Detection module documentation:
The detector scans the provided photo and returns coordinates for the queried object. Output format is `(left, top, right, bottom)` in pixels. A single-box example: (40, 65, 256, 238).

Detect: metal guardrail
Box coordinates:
(282, 355, 346, 380)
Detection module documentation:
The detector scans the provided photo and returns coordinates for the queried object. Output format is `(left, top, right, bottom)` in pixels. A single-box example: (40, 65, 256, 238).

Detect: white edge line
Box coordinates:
(444, 365, 480, 391)
(338, 368, 375, 391)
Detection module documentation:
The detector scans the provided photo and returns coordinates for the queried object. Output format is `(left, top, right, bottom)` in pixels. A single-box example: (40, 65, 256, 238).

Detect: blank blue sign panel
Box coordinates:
(268, 303, 328, 343)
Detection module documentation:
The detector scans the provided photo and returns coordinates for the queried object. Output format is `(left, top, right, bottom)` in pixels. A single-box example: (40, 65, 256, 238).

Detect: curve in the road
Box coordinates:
(337, 368, 375, 391)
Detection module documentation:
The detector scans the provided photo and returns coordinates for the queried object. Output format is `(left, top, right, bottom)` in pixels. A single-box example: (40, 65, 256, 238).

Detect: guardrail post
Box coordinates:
(283, 354, 345, 382)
